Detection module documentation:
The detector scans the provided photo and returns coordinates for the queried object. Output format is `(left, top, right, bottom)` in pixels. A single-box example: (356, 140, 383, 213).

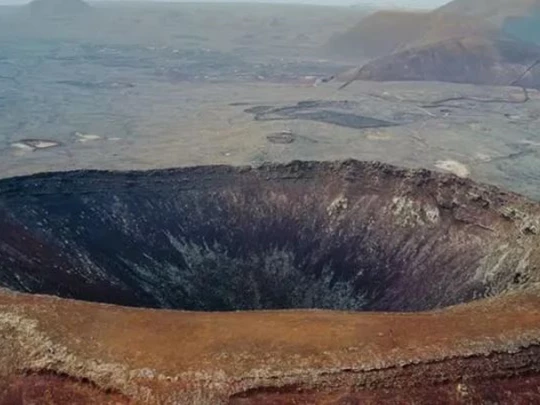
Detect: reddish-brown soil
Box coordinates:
(0, 286, 540, 404)
(0, 373, 131, 405)
(231, 372, 540, 405)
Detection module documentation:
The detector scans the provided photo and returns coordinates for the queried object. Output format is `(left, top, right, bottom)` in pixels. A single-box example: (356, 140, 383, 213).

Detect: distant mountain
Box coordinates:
(340, 35, 540, 88)
(433, 0, 540, 44)
(407, 13, 497, 48)
(323, 10, 495, 61)
(434, 0, 540, 22)
(323, 10, 428, 60)
(324, 0, 540, 63)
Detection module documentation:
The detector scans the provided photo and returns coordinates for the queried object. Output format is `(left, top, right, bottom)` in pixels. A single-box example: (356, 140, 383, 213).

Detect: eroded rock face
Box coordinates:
(0, 160, 539, 312)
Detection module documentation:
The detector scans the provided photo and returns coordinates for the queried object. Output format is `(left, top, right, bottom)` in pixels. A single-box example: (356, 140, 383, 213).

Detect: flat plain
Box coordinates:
(0, 1, 539, 200)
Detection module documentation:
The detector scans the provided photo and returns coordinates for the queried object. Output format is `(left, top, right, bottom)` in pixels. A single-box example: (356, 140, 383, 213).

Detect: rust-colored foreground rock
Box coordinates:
(1, 290, 540, 404)
(0, 161, 539, 404)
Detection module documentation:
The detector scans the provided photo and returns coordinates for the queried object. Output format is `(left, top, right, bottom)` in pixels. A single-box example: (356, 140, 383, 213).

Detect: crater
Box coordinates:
(0, 160, 539, 312)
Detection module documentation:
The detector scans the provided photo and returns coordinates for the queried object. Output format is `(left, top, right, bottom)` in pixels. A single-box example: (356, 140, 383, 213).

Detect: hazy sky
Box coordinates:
(0, 0, 451, 8)
(184, 0, 451, 7)
(270, 0, 449, 7)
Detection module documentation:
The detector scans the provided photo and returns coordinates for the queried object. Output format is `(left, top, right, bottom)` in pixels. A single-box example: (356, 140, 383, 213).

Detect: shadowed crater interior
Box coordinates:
(0, 160, 539, 312)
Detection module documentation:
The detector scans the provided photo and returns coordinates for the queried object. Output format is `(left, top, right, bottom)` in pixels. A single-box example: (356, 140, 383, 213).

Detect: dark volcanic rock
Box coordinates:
(245, 101, 397, 129)
(0, 161, 539, 312)
(267, 131, 295, 144)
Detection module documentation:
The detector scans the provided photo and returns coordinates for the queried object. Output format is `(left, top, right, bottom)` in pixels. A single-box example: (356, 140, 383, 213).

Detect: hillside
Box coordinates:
(408, 13, 497, 48)
(323, 10, 429, 60)
(324, 10, 496, 61)
(324, 0, 540, 62)
(431, 0, 540, 44)
(341, 35, 540, 88)
(435, 0, 540, 22)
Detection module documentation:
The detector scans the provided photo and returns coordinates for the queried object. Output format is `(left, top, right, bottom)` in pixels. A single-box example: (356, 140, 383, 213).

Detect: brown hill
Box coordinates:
(323, 10, 495, 61)
(339, 36, 540, 88)
(409, 13, 498, 48)
(323, 10, 429, 60)
(324, 0, 540, 62)
(434, 0, 540, 45)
